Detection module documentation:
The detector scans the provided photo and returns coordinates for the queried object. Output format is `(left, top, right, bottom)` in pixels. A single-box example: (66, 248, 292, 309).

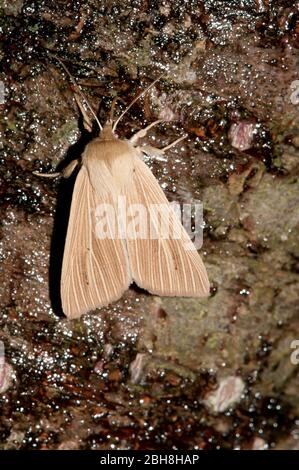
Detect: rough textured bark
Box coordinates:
(0, 0, 299, 450)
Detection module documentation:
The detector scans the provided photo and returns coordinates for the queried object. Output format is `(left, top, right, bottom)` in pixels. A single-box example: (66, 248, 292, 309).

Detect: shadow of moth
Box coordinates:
(36, 63, 210, 318)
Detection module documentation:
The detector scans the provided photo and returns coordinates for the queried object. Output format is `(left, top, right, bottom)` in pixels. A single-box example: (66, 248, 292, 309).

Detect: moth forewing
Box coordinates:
(60, 163, 131, 319)
(125, 156, 210, 298)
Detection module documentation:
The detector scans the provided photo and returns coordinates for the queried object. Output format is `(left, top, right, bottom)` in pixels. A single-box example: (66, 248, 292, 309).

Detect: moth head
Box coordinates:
(99, 122, 117, 141)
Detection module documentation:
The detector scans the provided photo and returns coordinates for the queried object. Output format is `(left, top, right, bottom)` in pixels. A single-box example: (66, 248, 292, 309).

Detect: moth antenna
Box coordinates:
(50, 54, 103, 131)
(112, 75, 163, 132)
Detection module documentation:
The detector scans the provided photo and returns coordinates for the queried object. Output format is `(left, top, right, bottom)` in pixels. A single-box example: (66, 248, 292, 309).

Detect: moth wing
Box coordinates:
(125, 158, 210, 297)
(61, 166, 130, 319)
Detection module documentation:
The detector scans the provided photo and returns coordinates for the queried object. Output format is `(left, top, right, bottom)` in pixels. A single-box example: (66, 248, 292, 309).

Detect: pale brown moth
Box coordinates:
(36, 62, 210, 319)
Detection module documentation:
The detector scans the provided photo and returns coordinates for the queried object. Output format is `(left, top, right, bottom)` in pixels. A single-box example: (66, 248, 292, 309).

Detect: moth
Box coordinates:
(36, 64, 210, 319)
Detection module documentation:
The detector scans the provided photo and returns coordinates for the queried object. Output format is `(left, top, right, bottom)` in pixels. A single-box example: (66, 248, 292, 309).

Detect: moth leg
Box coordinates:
(161, 134, 187, 152)
(62, 159, 79, 178)
(130, 120, 163, 145)
(33, 171, 60, 178)
(74, 93, 93, 132)
(137, 146, 167, 162)
(137, 135, 187, 162)
(33, 159, 79, 179)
